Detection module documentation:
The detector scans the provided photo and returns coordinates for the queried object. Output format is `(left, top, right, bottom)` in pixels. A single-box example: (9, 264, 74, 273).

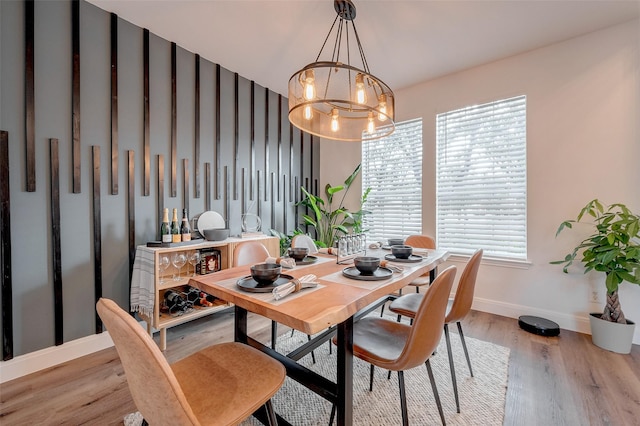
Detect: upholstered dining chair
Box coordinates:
(96, 298, 285, 426)
(232, 241, 281, 350)
(331, 266, 457, 426)
(389, 249, 483, 414)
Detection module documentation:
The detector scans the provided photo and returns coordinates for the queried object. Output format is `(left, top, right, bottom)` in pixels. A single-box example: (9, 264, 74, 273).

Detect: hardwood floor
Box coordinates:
(1, 308, 639, 425)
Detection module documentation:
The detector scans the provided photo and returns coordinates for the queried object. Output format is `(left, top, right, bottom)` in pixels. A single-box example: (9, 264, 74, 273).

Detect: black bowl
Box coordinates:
(391, 245, 413, 259)
(289, 247, 309, 261)
(387, 238, 404, 247)
(202, 228, 230, 241)
(354, 256, 380, 275)
(250, 263, 282, 284)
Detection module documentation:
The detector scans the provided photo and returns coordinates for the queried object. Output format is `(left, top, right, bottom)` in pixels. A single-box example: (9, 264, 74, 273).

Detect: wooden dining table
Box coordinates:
(189, 248, 449, 426)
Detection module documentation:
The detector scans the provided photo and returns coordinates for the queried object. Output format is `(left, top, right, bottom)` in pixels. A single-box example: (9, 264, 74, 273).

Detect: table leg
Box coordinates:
(235, 305, 248, 344)
(336, 316, 354, 426)
(430, 267, 437, 284)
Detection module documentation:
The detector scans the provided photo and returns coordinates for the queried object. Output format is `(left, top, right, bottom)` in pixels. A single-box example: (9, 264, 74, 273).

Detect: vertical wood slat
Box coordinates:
(71, 0, 81, 193)
(283, 174, 288, 235)
(91, 146, 103, 333)
(250, 81, 255, 201)
(241, 168, 246, 216)
(170, 42, 177, 197)
(294, 176, 299, 234)
(270, 172, 275, 230)
(277, 94, 282, 201)
(156, 155, 164, 240)
(110, 13, 119, 195)
(289, 123, 294, 202)
(264, 89, 269, 201)
(25, 0, 35, 193)
(128, 151, 135, 285)
(205, 162, 211, 211)
(257, 170, 261, 219)
(299, 131, 304, 195)
(214, 63, 221, 200)
(223, 166, 229, 228)
(182, 159, 189, 214)
(142, 29, 150, 196)
(194, 54, 200, 199)
(1, 131, 14, 360)
(233, 73, 239, 200)
(50, 139, 63, 345)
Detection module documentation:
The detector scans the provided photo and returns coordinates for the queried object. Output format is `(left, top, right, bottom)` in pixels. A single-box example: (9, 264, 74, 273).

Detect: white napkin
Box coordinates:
(272, 274, 318, 300)
(266, 256, 296, 268)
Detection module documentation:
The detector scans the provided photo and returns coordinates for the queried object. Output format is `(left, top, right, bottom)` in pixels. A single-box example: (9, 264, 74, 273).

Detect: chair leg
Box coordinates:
(265, 399, 277, 426)
(425, 359, 446, 426)
(290, 328, 295, 337)
(380, 301, 385, 317)
(388, 369, 392, 380)
(444, 323, 460, 413)
(329, 404, 336, 425)
(457, 321, 473, 377)
(141, 420, 149, 426)
(369, 363, 375, 392)
(329, 339, 332, 355)
(416, 286, 420, 293)
(271, 321, 278, 350)
(398, 370, 409, 426)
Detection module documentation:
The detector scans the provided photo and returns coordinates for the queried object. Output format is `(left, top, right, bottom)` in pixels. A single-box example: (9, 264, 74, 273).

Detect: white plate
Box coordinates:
(196, 211, 226, 232)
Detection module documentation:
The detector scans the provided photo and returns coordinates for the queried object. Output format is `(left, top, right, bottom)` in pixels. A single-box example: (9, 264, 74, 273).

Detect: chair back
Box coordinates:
(290, 234, 319, 254)
(446, 249, 483, 324)
(404, 234, 436, 249)
(96, 298, 199, 425)
(233, 241, 270, 267)
(394, 266, 456, 371)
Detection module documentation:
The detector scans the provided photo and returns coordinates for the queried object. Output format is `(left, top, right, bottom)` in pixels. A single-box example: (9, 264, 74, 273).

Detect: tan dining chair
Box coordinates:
(389, 249, 483, 414)
(290, 234, 319, 254)
(96, 298, 285, 426)
(331, 266, 457, 426)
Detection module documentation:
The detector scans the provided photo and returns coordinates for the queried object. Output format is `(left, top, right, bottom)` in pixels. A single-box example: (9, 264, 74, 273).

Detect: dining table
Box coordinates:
(189, 247, 450, 426)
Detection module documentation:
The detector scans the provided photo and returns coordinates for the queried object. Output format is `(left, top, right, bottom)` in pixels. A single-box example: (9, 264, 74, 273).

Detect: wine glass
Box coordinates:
(159, 255, 170, 284)
(188, 251, 200, 277)
(171, 252, 187, 281)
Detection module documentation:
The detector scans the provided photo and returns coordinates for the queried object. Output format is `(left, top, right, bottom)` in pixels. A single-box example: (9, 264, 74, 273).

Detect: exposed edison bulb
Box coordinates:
(355, 73, 366, 104)
(378, 94, 387, 121)
(304, 105, 313, 120)
(367, 112, 375, 134)
(330, 108, 339, 132)
(303, 69, 315, 101)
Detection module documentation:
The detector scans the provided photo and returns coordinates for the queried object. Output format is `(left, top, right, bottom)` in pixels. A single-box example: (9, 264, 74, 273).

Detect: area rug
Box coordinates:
(241, 325, 510, 426)
(124, 321, 510, 426)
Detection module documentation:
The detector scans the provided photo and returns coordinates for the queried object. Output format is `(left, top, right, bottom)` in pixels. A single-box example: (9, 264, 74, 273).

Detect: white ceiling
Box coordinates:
(87, 0, 640, 97)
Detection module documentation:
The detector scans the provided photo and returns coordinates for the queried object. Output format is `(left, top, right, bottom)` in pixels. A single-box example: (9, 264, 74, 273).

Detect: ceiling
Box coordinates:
(87, 0, 640, 97)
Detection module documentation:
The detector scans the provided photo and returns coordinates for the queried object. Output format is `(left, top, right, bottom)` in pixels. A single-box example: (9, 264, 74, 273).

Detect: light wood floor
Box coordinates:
(1, 308, 639, 425)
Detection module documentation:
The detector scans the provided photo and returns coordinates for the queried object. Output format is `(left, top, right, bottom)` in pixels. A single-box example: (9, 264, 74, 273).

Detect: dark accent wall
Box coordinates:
(0, 0, 318, 359)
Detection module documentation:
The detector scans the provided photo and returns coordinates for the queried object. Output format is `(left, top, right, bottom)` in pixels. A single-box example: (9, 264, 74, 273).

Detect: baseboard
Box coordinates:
(0, 320, 151, 384)
(472, 297, 640, 345)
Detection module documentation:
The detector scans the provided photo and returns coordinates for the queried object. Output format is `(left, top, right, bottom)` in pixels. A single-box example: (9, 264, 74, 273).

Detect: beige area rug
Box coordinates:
(125, 320, 510, 426)
(241, 325, 510, 426)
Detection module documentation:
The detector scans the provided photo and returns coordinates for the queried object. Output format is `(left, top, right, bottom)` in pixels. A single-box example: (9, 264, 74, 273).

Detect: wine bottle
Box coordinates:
(171, 208, 180, 243)
(161, 208, 171, 243)
(180, 209, 191, 241)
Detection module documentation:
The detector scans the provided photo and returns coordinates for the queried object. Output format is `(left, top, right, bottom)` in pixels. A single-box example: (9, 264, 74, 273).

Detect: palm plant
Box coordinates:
(297, 164, 369, 247)
(551, 199, 640, 323)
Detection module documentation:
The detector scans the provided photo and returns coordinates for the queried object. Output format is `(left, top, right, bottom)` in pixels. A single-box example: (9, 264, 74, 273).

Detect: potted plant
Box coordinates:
(297, 164, 370, 248)
(551, 199, 640, 353)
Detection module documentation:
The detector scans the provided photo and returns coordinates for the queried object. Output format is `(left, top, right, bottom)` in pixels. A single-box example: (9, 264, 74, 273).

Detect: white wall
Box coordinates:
(321, 19, 640, 343)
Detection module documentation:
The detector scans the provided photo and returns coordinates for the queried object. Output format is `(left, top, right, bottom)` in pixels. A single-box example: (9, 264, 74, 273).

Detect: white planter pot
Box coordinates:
(589, 313, 636, 354)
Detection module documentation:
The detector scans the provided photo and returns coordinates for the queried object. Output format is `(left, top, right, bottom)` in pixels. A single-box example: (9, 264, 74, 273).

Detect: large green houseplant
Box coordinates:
(551, 199, 639, 352)
(297, 164, 369, 248)
(552, 199, 640, 322)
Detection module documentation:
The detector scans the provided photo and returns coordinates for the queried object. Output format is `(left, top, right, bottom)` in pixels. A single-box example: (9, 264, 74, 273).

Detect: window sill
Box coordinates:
(446, 253, 532, 270)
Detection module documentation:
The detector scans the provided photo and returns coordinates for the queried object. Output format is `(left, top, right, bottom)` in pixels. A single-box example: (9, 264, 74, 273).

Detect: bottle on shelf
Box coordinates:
(161, 208, 171, 243)
(180, 209, 191, 242)
(171, 208, 181, 243)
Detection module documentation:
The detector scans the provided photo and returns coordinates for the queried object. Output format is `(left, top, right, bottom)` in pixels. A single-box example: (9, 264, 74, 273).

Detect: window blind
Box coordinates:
(362, 118, 423, 243)
(436, 95, 527, 260)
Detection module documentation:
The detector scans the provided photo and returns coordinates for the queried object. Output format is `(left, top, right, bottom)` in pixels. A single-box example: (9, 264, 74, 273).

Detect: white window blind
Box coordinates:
(436, 95, 527, 260)
(362, 118, 423, 243)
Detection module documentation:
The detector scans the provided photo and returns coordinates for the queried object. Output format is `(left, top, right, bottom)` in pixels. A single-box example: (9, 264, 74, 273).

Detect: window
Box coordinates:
(362, 118, 423, 243)
(436, 95, 527, 260)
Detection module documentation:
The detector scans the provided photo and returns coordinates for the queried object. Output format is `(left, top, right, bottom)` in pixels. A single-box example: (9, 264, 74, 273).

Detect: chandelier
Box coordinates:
(288, 0, 395, 142)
